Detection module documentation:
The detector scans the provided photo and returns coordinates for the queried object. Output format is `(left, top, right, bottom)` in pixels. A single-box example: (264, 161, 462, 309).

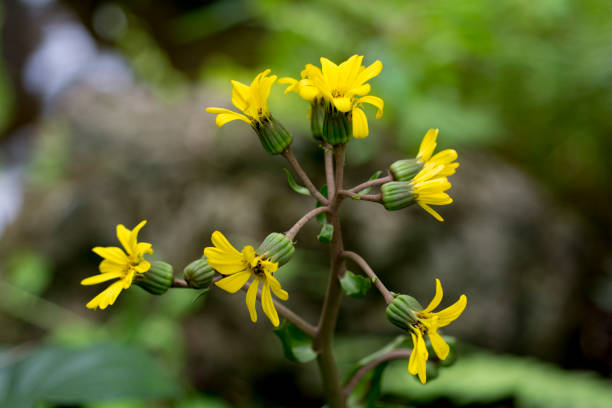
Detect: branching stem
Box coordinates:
(348, 174, 392, 194)
(285, 206, 330, 241)
(282, 148, 328, 204)
(338, 191, 382, 202)
(341, 251, 394, 304)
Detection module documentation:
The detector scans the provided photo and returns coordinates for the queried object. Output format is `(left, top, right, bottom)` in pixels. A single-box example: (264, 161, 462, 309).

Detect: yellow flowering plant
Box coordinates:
(80, 55, 468, 407)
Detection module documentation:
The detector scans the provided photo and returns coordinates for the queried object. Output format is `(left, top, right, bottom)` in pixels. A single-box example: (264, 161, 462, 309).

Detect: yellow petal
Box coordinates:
(428, 330, 450, 360)
(116, 224, 132, 254)
(417, 129, 438, 162)
(260, 282, 280, 327)
(266, 273, 288, 300)
(129, 220, 147, 251)
(99, 259, 125, 274)
(355, 60, 382, 85)
(86, 280, 124, 310)
(134, 260, 151, 273)
(230, 80, 250, 112)
(81, 272, 122, 286)
(422, 278, 443, 313)
(333, 96, 352, 112)
(352, 107, 369, 139)
(415, 331, 428, 384)
(214, 271, 251, 293)
(136, 242, 153, 256)
(211, 231, 241, 255)
(246, 279, 259, 323)
(435, 294, 467, 327)
(206, 108, 251, 126)
(299, 85, 320, 101)
(92, 246, 128, 264)
(419, 203, 444, 222)
(358, 95, 384, 119)
(320, 57, 339, 86)
(430, 149, 457, 165)
(408, 332, 419, 375)
(204, 247, 245, 275)
(241, 245, 256, 265)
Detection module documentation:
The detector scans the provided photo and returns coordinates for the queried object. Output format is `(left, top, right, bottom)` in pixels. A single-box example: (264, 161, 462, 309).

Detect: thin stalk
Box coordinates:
(342, 349, 413, 397)
(315, 144, 347, 408)
(285, 206, 330, 241)
(338, 191, 382, 202)
(348, 174, 392, 194)
(341, 251, 394, 304)
(324, 143, 335, 199)
(282, 148, 328, 204)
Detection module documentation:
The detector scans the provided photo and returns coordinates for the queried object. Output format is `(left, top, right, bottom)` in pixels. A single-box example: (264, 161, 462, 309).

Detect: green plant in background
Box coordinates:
(79, 54, 467, 408)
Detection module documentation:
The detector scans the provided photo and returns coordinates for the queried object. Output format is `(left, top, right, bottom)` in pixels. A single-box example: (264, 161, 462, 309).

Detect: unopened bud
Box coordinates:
(135, 261, 173, 295)
(390, 159, 423, 182)
(386, 295, 423, 331)
(322, 105, 351, 145)
(256, 233, 295, 266)
(254, 116, 293, 155)
(183, 257, 215, 289)
(381, 181, 416, 211)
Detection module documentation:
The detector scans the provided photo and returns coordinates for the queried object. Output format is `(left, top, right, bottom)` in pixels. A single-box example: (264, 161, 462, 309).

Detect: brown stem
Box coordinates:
(338, 191, 382, 202)
(282, 148, 328, 204)
(348, 174, 393, 194)
(342, 349, 413, 398)
(285, 206, 330, 241)
(315, 144, 347, 408)
(324, 143, 335, 199)
(341, 251, 394, 305)
(171, 278, 189, 288)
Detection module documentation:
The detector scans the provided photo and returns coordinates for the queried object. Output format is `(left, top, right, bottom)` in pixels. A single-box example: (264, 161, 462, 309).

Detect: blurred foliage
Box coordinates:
(0, 2, 14, 137)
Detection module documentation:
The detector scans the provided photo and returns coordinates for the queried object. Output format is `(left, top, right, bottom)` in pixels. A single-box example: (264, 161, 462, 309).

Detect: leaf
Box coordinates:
(358, 171, 382, 195)
(0, 344, 180, 406)
(317, 223, 334, 243)
(340, 270, 372, 298)
(273, 320, 317, 363)
(343, 335, 409, 385)
(283, 168, 311, 196)
(316, 185, 328, 225)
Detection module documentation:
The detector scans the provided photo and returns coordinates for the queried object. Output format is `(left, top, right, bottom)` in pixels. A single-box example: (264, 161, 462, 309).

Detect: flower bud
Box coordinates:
(183, 257, 216, 289)
(322, 106, 351, 145)
(386, 294, 423, 331)
(256, 233, 295, 266)
(381, 181, 416, 211)
(390, 159, 423, 182)
(134, 261, 173, 295)
(254, 116, 293, 155)
(310, 101, 324, 141)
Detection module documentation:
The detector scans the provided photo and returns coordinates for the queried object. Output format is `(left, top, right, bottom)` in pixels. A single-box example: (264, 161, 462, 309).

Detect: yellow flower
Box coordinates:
(206, 69, 277, 127)
(410, 165, 454, 222)
(204, 231, 289, 326)
(417, 129, 460, 178)
(82, 220, 153, 310)
(408, 279, 467, 384)
(280, 55, 384, 139)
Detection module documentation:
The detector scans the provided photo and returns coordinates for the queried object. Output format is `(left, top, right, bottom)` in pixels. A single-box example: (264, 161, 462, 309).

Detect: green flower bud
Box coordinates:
(183, 257, 216, 289)
(381, 181, 416, 211)
(310, 100, 324, 141)
(254, 116, 293, 155)
(135, 261, 173, 295)
(256, 233, 295, 266)
(386, 294, 423, 331)
(322, 105, 351, 146)
(390, 159, 423, 182)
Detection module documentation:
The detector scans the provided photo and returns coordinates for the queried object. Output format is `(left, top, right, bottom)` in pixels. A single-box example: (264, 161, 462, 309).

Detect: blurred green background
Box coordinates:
(1, 0, 611, 407)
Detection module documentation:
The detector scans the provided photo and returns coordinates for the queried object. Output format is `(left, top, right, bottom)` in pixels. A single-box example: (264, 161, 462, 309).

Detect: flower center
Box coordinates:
(250, 258, 266, 276)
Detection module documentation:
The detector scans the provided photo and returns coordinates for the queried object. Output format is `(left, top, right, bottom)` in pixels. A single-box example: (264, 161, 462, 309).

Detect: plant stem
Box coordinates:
(338, 191, 382, 202)
(324, 143, 335, 199)
(341, 251, 394, 304)
(285, 206, 330, 241)
(315, 144, 347, 408)
(282, 148, 328, 204)
(348, 174, 392, 194)
(342, 349, 413, 397)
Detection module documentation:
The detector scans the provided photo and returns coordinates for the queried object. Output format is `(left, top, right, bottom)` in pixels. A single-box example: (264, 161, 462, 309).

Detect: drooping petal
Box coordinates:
(408, 332, 419, 375)
(358, 95, 384, 119)
(352, 107, 369, 139)
(122, 270, 135, 288)
(422, 278, 443, 313)
(266, 273, 288, 300)
(260, 281, 280, 327)
(214, 271, 251, 293)
(246, 278, 259, 322)
(428, 329, 450, 360)
(81, 271, 123, 286)
(418, 203, 445, 222)
(133, 260, 151, 273)
(417, 129, 438, 162)
(278, 77, 298, 94)
(333, 96, 352, 113)
(86, 280, 125, 310)
(435, 294, 467, 327)
(299, 84, 320, 101)
(205, 108, 251, 126)
(92, 246, 128, 264)
(415, 331, 428, 384)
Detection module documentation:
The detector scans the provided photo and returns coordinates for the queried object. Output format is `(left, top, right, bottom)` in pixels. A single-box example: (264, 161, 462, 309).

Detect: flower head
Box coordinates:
(206, 69, 277, 127)
(416, 129, 459, 178)
(280, 55, 384, 139)
(82, 220, 153, 310)
(408, 279, 467, 384)
(204, 231, 289, 326)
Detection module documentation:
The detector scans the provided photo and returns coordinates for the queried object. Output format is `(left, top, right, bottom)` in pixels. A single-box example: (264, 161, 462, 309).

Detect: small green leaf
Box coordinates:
(317, 223, 334, 243)
(273, 321, 317, 363)
(340, 270, 372, 298)
(283, 168, 311, 196)
(316, 185, 328, 225)
(358, 171, 383, 195)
